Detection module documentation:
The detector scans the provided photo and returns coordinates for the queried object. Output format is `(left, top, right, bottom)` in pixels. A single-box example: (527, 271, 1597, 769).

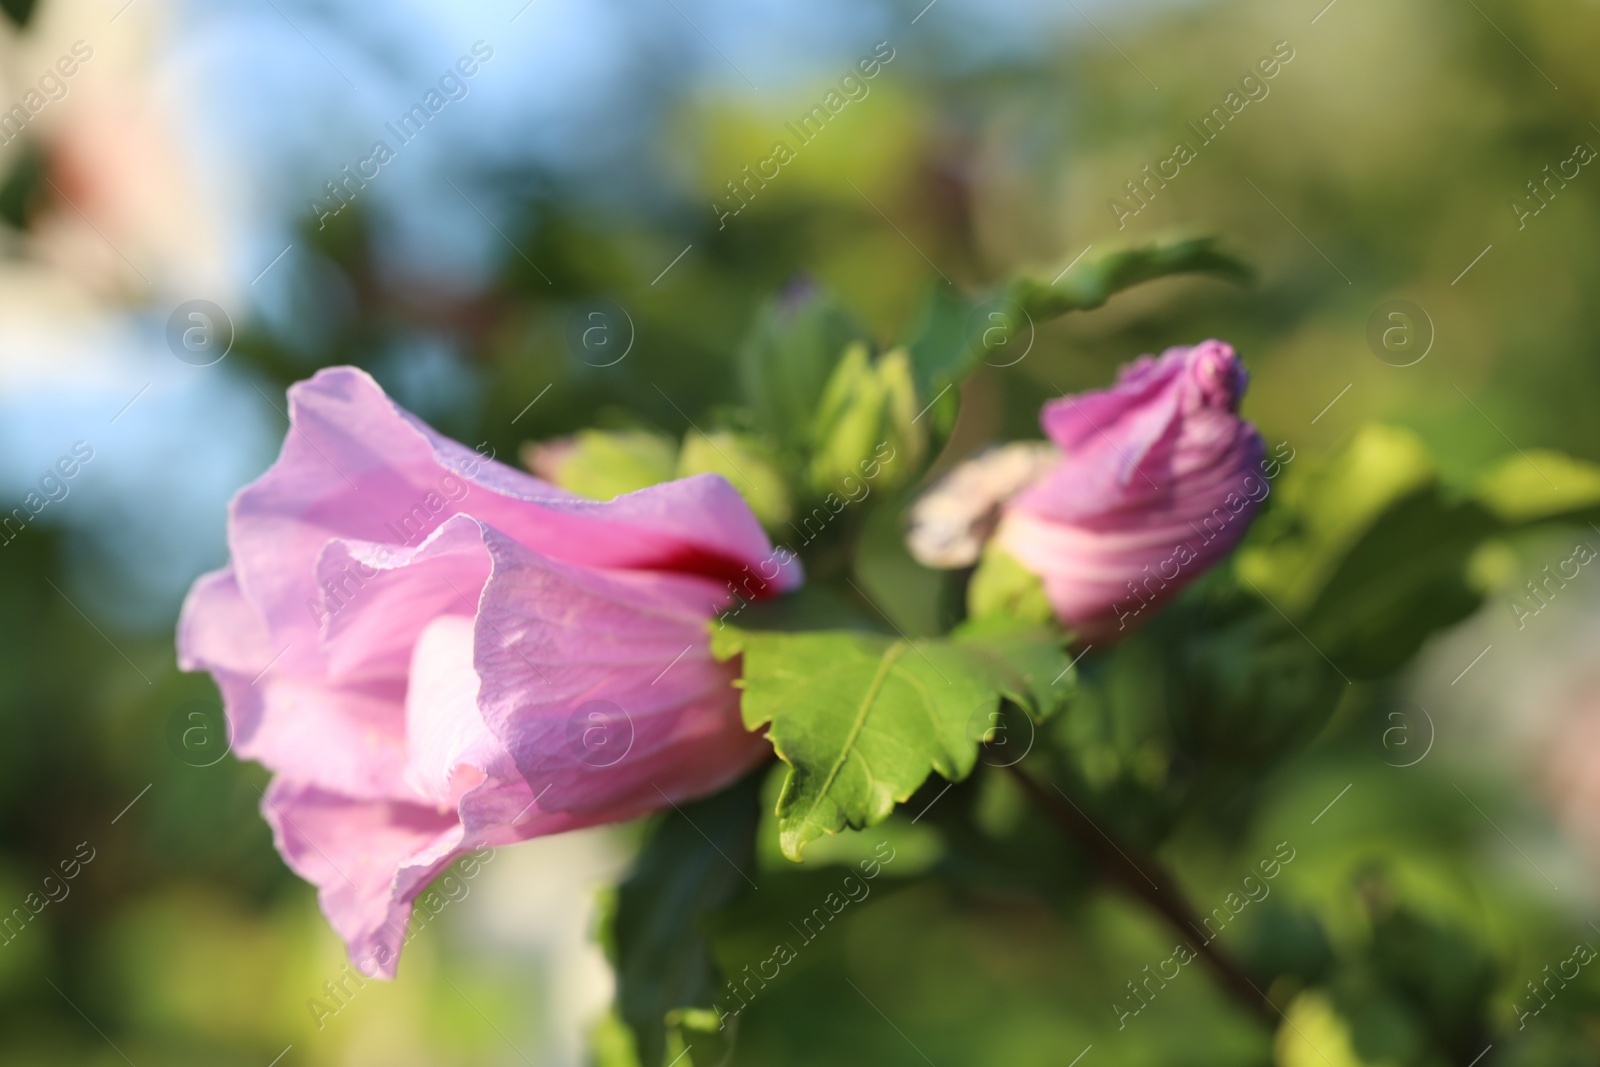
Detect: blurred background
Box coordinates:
(4, 0, 1600, 1062)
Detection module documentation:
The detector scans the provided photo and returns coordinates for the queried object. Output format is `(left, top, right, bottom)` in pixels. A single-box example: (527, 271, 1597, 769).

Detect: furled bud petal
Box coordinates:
(995, 340, 1266, 641)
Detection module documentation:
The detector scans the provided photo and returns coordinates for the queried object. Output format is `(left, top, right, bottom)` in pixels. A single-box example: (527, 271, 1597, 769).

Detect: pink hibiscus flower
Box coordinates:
(178, 367, 799, 977)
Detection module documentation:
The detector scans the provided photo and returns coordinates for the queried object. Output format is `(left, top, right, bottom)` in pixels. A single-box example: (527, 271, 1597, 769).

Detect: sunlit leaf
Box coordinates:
(713, 622, 1070, 860)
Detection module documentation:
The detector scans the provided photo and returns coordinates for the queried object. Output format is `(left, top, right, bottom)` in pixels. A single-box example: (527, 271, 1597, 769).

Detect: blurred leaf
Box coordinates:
(807, 343, 924, 496)
(1276, 991, 1384, 1067)
(851, 485, 952, 638)
(1232, 903, 1334, 987)
(1004, 236, 1252, 321)
(1159, 581, 1348, 770)
(1241, 427, 1600, 679)
(522, 429, 678, 501)
(966, 542, 1054, 627)
(1365, 904, 1497, 1048)
(0, 0, 37, 29)
(678, 429, 793, 528)
(0, 142, 45, 230)
(713, 623, 1071, 860)
(1300, 489, 1499, 678)
(663, 1006, 737, 1067)
(736, 283, 866, 460)
(1473, 449, 1600, 524)
(899, 282, 976, 434)
(720, 585, 878, 634)
(899, 236, 1250, 440)
(1238, 425, 1435, 614)
(590, 1009, 645, 1067)
(609, 771, 763, 1067)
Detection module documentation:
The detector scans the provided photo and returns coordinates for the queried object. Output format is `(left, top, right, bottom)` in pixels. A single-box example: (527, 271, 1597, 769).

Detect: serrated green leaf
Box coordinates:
(947, 616, 1073, 719)
(609, 772, 761, 1067)
(713, 628, 986, 860)
(713, 624, 1072, 861)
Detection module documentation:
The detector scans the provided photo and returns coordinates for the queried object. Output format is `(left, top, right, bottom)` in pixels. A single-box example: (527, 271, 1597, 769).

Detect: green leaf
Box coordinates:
(1005, 236, 1252, 321)
(1237, 426, 1435, 613)
(737, 284, 866, 459)
(525, 429, 678, 501)
(712, 623, 1072, 860)
(1301, 490, 1500, 678)
(0, 0, 39, 29)
(900, 282, 978, 422)
(608, 771, 762, 1067)
(1472, 449, 1600, 524)
(947, 616, 1074, 720)
(1239, 426, 1600, 679)
(677, 429, 793, 529)
(966, 542, 1055, 628)
(899, 236, 1251, 436)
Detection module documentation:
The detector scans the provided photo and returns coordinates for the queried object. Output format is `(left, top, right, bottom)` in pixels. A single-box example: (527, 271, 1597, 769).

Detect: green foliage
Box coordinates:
(677, 429, 794, 528)
(966, 541, 1054, 625)
(714, 237, 1250, 523)
(1004, 236, 1253, 320)
(736, 285, 866, 462)
(533, 429, 679, 500)
(0, 142, 44, 230)
(1473, 449, 1600, 524)
(899, 236, 1251, 440)
(1240, 427, 1600, 679)
(0, 0, 37, 29)
(711, 620, 1071, 861)
(608, 771, 763, 1067)
(1238, 426, 1437, 615)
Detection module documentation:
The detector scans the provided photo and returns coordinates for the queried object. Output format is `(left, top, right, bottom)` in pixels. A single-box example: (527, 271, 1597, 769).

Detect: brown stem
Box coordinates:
(1002, 763, 1277, 1026)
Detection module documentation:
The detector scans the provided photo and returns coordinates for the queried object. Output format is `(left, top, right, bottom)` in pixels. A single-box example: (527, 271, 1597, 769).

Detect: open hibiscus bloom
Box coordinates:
(177, 367, 799, 977)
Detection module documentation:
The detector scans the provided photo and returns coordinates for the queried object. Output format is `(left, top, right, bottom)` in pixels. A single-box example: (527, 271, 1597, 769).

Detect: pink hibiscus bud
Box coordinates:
(994, 339, 1267, 641)
(177, 367, 800, 977)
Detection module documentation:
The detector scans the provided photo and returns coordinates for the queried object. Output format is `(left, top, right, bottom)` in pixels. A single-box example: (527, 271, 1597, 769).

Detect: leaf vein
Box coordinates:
(812, 642, 906, 808)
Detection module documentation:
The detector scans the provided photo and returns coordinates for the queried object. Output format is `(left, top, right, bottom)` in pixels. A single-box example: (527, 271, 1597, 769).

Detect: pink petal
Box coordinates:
(471, 526, 770, 818)
(260, 778, 462, 979)
(403, 613, 503, 808)
(228, 368, 798, 678)
(178, 567, 410, 800)
(314, 518, 492, 684)
(262, 773, 611, 978)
